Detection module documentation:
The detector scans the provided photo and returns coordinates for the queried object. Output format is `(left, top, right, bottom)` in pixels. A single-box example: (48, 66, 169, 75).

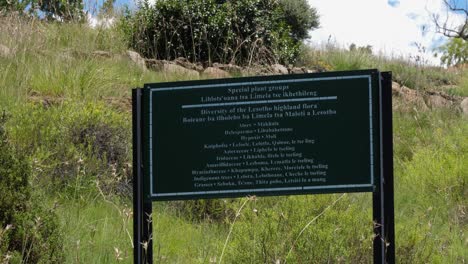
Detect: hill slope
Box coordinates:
(0, 15, 466, 263)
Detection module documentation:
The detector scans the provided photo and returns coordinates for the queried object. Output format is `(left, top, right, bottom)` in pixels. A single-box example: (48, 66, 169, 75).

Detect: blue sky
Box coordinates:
(87, 0, 466, 65)
(84, 0, 134, 15)
(388, 0, 401, 7)
(389, 0, 468, 10)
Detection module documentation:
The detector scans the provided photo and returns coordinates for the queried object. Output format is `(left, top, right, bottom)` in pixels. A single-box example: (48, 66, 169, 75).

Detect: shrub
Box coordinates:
(35, 0, 85, 21)
(1, 0, 84, 21)
(8, 102, 132, 195)
(119, 0, 319, 65)
(438, 37, 468, 67)
(69, 106, 132, 195)
(0, 114, 29, 237)
(0, 113, 64, 263)
(0, 0, 31, 12)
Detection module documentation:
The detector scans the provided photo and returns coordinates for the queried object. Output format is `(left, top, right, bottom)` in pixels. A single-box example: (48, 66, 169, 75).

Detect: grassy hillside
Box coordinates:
(0, 15, 466, 263)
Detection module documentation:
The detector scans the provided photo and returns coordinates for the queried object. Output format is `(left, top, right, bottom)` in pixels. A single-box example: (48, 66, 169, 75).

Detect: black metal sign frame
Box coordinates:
(132, 70, 395, 264)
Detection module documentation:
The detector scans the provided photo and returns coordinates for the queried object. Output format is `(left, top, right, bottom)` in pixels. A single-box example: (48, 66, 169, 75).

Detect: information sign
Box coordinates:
(141, 70, 381, 200)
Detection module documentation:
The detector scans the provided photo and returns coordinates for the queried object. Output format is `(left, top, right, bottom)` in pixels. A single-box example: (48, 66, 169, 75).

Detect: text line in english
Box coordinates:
(181, 96, 338, 109)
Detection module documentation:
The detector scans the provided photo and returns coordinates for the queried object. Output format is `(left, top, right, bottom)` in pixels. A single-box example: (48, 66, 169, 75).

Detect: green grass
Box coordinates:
(448, 70, 468, 97)
(0, 14, 467, 263)
(57, 196, 134, 263)
(0, 15, 200, 107)
(55, 196, 228, 264)
(393, 110, 467, 263)
(299, 45, 460, 91)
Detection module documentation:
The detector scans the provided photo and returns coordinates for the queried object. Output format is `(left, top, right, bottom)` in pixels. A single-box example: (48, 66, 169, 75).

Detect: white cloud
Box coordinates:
(307, 0, 466, 65)
(87, 13, 115, 29)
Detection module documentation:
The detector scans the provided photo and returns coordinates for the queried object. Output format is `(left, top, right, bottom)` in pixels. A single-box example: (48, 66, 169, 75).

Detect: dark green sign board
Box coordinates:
(133, 70, 395, 264)
(141, 69, 381, 200)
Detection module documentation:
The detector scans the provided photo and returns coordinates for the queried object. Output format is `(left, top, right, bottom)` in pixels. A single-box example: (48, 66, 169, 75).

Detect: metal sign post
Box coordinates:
(133, 89, 153, 264)
(132, 70, 395, 264)
(372, 72, 395, 263)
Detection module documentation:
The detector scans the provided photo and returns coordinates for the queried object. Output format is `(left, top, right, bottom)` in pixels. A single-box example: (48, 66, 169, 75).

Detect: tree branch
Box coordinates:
(443, 0, 468, 16)
(432, 1, 468, 40)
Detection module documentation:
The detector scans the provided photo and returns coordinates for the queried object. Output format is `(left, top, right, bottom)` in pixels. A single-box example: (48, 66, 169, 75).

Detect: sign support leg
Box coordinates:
(133, 88, 153, 264)
(372, 72, 395, 264)
(143, 201, 153, 263)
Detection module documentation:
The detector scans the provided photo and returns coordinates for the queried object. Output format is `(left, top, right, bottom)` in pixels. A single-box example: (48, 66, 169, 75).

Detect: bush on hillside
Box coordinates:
(0, 0, 30, 12)
(0, 0, 84, 21)
(36, 0, 84, 21)
(69, 107, 132, 195)
(0, 113, 63, 263)
(119, 0, 319, 65)
(438, 37, 468, 67)
(10, 103, 132, 196)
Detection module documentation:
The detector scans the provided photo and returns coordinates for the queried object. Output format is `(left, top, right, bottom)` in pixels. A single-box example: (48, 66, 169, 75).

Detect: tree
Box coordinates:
(278, 0, 319, 41)
(99, 0, 115, 18)
(36, 0, 84, 21)
(0, 0, 84, 22)
(432, 0, 467, 40)
(0, 0, 31, 13)
(438, 37, 468, 66)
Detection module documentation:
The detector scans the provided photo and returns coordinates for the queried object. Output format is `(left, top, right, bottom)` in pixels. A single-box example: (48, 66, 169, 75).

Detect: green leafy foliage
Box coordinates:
(0, 0, 84, 21)
(438, 37, 468, 67)
(9, 102, 132, 195)
(119, 0, 319, 65)
(0, 13, 467, 263)
(0, 114, 30, 235)
(0, 114, 63, 263)
(99, 0, 116, 18)
(36, 0, 84, 21)
(279, 0, 319, 40)
(0, 0, 31, 12)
